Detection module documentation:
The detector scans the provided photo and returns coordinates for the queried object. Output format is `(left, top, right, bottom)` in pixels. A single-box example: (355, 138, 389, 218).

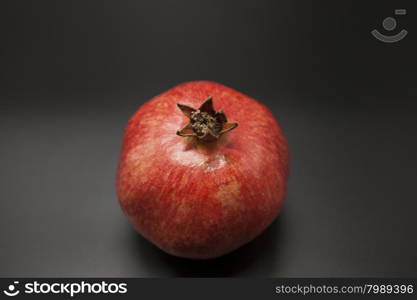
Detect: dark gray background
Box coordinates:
(1, 0, 416, 277)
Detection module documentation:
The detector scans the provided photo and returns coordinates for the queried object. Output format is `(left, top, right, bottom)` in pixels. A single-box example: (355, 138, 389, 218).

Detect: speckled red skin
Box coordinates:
(117, 81, 289, 259)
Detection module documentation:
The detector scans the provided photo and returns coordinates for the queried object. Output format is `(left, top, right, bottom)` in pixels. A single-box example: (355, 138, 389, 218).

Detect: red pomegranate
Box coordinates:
(117, 81, 289, 259)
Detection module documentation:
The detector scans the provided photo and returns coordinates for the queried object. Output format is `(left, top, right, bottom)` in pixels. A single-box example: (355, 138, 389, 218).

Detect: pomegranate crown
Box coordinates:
(176, 97, 238, 141)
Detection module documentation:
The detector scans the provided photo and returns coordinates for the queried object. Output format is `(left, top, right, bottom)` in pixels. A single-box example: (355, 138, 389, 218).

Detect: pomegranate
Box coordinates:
(117, 81, 289, 259)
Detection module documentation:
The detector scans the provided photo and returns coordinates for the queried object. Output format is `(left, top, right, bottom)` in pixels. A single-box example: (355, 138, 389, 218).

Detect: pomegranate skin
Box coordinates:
(117, 81, 289, 259)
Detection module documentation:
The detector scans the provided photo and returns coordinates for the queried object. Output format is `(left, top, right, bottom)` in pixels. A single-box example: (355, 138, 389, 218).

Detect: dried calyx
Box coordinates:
(176, 97, 238, 141)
